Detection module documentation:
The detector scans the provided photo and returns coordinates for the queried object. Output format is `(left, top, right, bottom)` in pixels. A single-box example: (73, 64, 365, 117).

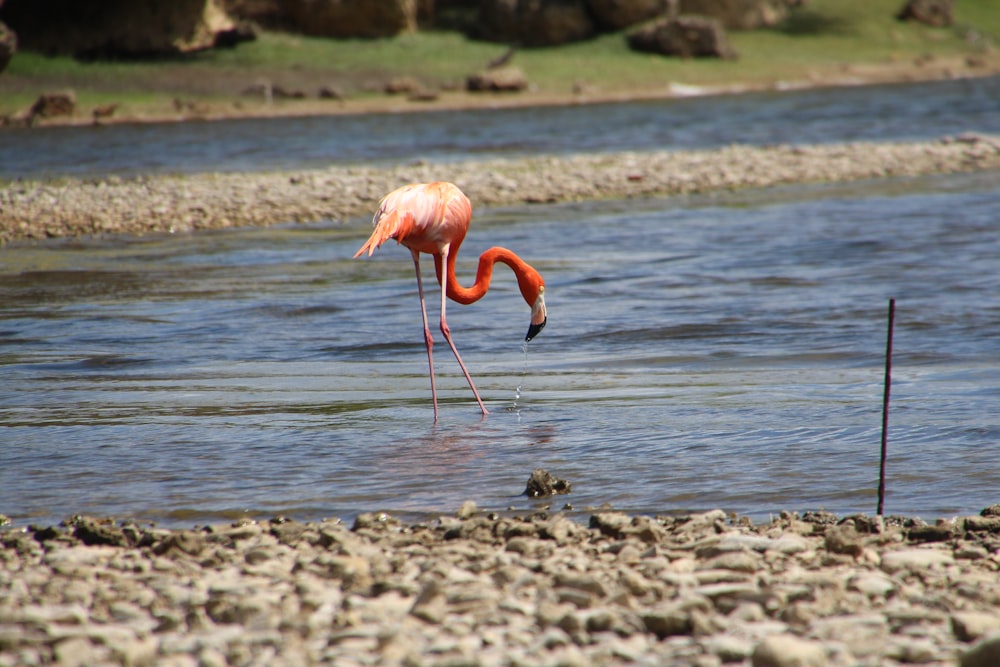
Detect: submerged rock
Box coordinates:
(523, 468, 572, 498)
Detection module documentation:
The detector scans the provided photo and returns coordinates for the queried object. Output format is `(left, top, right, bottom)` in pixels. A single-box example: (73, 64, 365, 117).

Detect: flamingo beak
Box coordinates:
(526, 292, 547, 342)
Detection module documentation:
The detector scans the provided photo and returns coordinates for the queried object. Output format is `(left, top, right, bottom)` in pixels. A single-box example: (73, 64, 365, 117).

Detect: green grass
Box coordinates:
(1, 0, 996, 118)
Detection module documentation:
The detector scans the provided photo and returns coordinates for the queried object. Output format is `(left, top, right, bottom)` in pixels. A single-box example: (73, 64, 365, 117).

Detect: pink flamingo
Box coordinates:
(354, 181, 547, 419)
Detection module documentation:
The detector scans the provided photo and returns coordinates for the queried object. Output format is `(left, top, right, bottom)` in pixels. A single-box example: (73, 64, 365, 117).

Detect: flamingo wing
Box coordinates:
(354, 182, 471, 258)
(354, 208, 417, 258)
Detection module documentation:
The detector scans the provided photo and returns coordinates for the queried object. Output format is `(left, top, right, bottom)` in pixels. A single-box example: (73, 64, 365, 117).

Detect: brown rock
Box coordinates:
(0, 0, 241, 57)
(222, 0, 291, 29)
(523, 468, 572, 497)
(680, 0, 795, 30)
(964, 516, 1000, 533)
(587, 0, 674, 31)
(626, 15, 738, 59)
(153, 530, 207, 557)
(896, 0, 953, 27)
(961, 634, 1000, 667)
(824, 524, 865, 557)
(92, 103, 119, 120)
(66, 515, 137, 547)
(907, 522, 955, 542)
(466, 65, 529, 92)
(476, 0, 595, 46)
(285, 0, 417, 38)
(641, 608, 692, 638)
(0, 20, 16, 73)
(980, 504, 1000, 517)
(30, 91, 77, 119)
(384, 76, 422, 94)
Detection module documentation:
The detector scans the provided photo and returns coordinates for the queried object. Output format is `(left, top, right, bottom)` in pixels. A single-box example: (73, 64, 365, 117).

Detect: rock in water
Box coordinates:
(523, 468, 571, 498)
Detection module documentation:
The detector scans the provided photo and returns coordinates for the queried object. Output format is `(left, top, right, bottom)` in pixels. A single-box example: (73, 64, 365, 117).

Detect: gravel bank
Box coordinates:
(2, 133, 999, 245)
(3, 507, 1000, 666)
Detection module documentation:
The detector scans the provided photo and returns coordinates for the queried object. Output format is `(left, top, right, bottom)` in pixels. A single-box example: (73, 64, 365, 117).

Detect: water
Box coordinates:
(2, 170, 998, 527)
(2, 75, 999, 180)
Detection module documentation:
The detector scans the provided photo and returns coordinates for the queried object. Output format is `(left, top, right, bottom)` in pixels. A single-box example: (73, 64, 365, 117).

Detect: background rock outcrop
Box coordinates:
(586, 0, 675, 31)
(0, 0, 806, 56)
(896, 0, 954, 27)
(680, 0, 799, 30)
(476, 0, 597, 46)
(0, 20, 15, 73)
(0, 0, 247, 57)
(283, 0, 417, 38)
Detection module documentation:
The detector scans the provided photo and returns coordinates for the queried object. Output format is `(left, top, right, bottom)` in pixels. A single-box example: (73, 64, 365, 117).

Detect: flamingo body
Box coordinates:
(354, 181, 547, 419)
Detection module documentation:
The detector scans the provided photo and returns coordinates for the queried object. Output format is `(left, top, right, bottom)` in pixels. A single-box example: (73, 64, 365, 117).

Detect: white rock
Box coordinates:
(879, 548, 954, 573)
(751, 633, 827, 667)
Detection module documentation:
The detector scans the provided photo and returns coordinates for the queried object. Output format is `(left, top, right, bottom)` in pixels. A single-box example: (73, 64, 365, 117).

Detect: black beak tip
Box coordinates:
(525, 318, 547, 342)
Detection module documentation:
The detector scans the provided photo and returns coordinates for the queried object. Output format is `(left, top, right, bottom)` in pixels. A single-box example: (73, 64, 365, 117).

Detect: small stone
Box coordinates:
(52, 636, 96, 667)
(848, 572, 895, 598)
(641, 609, 692, 638)
(824, 524, 865, 557)
(955, 543, 989, 560)
(960, 634, 1000, 667)
(751, 634, 826, 667)
(707, 634, 754, 663)
(456, 501, 478, 519)
(880, 548, 953, 573)
(410, 579, 447, 624)
(953, 613, 1000, 642)
(981, 504, 1000, 516)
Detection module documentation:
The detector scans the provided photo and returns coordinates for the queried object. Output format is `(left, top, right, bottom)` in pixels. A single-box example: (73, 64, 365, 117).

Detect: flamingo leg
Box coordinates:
(411, 250, 439, 421)
(437, 247, 490, 416)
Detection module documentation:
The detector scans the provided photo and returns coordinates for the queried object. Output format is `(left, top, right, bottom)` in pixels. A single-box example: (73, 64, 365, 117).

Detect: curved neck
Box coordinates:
(437, 246, 533, 305)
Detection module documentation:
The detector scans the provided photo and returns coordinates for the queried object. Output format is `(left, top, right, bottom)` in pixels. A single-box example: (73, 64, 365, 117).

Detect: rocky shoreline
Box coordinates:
(3, 132, 1000, 245)
(2, 506, 1000, 666)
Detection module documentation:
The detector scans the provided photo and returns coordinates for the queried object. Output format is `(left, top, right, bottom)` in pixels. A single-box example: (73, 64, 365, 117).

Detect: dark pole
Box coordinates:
(877, 298, 895, 517)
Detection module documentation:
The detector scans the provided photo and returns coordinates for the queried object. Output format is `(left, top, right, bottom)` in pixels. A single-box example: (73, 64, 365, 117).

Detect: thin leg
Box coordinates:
(412, 250, 439, 421)
(438, 247, 489, 416)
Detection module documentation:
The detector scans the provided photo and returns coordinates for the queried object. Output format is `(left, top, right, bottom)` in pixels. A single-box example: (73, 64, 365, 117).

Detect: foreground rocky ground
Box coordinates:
(2, 132, 1000, 245)
(2, 506, 1000, 666)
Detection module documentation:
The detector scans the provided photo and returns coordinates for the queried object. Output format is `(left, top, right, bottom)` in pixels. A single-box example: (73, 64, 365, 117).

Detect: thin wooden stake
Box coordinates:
(877, 298, 895, 517)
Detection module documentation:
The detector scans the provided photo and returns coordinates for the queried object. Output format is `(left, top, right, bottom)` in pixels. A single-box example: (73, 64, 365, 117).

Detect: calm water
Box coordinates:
(2, 171, 998, 527)
(2, 76, 999, 180)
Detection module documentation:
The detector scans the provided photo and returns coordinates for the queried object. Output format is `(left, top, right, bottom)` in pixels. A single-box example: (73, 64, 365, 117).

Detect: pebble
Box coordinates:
(2, 506, 1000, 665)
(751, 633, 827, 667)
(2, 134, 999, 245)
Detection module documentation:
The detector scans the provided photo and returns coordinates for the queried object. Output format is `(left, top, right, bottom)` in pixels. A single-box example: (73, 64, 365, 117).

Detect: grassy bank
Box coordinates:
(0, 0, 998, 122)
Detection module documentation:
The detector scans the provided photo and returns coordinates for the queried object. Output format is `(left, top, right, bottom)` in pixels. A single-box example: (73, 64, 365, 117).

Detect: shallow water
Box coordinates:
(2, 75, 999, 180)
(2, 171, 998, 527)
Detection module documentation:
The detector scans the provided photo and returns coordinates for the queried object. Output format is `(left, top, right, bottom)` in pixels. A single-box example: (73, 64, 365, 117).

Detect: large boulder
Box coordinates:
(0, 21, 15, 73)
(680, 0, 795, 30)
(284, 0, 417, 38)
(627, 15, 737, 59)
(587, 0, 677, 31)
(0, 0, 245, 57)
(896, 0, 953, 27)
(476, 0, 596, 47)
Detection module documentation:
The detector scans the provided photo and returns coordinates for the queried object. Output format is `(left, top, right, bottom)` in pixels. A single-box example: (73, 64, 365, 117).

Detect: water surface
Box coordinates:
(2, 171, 997, 527)
(2, 75, 998, 180)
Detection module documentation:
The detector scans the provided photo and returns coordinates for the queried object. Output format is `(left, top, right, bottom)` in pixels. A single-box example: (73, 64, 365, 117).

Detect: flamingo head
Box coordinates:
(520, 273, 547, 342)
